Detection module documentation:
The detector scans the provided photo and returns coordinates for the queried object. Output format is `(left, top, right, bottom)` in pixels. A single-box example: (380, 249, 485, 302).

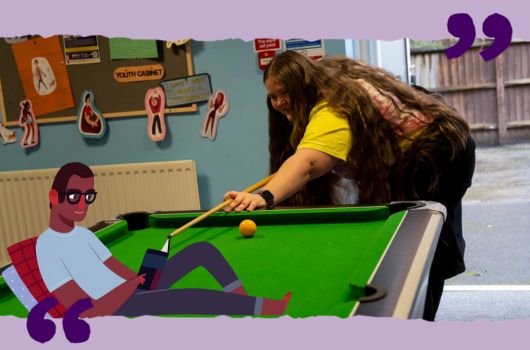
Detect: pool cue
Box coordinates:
(160, 174, 275, 252)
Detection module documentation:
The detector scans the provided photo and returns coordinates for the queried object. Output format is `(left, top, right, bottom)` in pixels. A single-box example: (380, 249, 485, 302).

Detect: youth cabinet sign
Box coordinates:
(114, 64, 165, 83)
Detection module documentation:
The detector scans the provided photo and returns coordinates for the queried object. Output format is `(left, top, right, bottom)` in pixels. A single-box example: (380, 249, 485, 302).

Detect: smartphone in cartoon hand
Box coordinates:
(137, 249, 168, 290)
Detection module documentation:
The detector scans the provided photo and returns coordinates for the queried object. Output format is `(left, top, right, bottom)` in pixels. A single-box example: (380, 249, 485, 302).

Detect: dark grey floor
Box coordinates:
(435, 143, 530, 321)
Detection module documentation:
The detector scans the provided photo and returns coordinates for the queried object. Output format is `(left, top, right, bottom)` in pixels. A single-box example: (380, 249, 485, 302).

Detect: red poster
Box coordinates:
(258, 50, 276, 70)
(10, 36, 74, 116)
(254, 39, 282, 52)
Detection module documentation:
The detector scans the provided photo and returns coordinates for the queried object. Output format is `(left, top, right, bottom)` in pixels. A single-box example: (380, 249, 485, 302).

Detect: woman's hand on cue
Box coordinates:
(224, 192, 266, 212)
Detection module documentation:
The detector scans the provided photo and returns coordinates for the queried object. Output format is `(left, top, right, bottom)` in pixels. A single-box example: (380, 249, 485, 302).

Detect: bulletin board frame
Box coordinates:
(0, 36, 196, 127)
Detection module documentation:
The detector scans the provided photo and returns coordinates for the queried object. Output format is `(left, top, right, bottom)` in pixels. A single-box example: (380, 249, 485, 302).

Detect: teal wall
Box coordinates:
(0, 39, 346, 209)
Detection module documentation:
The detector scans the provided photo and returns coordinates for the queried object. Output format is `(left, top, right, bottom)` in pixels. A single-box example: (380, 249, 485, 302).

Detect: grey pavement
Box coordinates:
(437, 291, 530, 322)
(436, 143, 530, 321)
(462, 142, 530, 204)
(451, 202, 530, 285)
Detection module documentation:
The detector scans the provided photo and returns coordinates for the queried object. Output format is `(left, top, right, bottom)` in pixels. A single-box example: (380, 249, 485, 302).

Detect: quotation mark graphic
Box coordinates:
(27, 296, 92, 343)
(445, 13, 513, 61)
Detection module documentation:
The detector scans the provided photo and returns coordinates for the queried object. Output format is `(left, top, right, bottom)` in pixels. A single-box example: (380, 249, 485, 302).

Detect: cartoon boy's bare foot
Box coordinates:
(261, 292, 292, 315)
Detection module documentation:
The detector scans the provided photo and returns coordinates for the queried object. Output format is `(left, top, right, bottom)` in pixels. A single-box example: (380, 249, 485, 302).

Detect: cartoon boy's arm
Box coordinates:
(104, 257, 137, 280)
(52, 275, 145, 317)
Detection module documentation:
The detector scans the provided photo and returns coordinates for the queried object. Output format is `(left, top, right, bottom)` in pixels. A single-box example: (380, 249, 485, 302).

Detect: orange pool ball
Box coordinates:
(239, 219, 257, 238)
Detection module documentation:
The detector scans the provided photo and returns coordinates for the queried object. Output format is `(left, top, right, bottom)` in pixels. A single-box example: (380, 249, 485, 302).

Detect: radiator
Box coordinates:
(0, 160, 200, 266)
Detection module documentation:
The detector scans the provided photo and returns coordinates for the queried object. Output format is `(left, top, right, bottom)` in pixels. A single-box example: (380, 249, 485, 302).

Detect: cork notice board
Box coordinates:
(0, 36, 196, 126)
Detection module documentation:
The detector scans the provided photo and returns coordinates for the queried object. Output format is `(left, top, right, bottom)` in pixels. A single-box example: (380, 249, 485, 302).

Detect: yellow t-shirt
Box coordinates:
(297, 102, 352, 161)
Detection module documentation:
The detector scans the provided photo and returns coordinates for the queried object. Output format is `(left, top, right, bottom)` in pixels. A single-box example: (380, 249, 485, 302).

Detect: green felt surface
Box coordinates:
(0, 206, 406, 318)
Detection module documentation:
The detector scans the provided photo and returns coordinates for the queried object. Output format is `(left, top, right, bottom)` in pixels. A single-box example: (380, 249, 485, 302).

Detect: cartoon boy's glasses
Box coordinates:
(59, 191, 97, 205)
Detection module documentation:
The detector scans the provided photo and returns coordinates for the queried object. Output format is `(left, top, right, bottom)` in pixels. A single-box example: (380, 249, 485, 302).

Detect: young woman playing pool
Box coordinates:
(224, 50, 476, 321)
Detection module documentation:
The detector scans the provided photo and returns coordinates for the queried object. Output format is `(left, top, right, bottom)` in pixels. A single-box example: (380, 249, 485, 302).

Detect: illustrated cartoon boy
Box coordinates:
(36, 162, 290, 317)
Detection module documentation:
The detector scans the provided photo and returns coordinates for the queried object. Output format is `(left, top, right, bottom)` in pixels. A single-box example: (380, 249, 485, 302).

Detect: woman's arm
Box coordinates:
(224, 148, 340, 211)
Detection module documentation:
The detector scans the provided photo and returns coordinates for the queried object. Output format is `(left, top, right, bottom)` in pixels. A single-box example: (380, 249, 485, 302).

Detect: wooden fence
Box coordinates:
(411, 41, 530, 146)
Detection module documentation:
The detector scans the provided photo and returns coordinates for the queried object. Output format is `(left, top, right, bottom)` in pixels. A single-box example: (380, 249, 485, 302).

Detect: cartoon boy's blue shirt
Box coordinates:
(36, 226, 125, 300)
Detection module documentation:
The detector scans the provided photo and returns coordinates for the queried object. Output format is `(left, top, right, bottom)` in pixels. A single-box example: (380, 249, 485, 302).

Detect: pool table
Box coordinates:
(0, 201, 445, 319)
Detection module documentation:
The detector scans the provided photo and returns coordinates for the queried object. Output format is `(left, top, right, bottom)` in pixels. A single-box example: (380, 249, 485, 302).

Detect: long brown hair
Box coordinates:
(264, 51, 339, 206)
(264, 51, 470, 205)
(319, 57, 470, 201)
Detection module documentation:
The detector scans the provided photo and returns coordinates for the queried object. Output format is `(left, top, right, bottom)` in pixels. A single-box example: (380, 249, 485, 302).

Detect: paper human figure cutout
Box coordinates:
(0, 122, 17, 144)
(145, 87, 167, 142)
(201, 90, 229, 141)
(31, 57, 57, 96)
(165, 39, 190, 48)
(18, 99, 39, 148)
(77, 90, 107, 138)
